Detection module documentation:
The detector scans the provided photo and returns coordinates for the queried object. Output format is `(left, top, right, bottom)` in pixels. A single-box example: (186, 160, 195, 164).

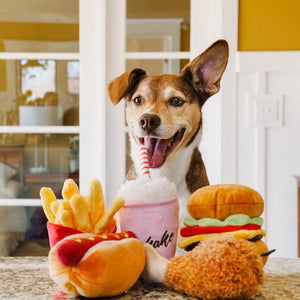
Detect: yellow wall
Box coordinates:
(0, 22, 78, 42)
(239, 0, 300, 51)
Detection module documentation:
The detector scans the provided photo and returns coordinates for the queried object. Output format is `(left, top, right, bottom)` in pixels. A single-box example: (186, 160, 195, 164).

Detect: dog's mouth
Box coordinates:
(138, 128, 186, 168)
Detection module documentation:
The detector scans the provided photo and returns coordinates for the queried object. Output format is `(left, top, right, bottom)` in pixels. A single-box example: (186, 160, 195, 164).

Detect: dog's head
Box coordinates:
(107, 40, 229, 168)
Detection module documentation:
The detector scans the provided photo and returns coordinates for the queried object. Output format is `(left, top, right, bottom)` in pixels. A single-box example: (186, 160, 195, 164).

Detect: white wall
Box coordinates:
(236, 52, 300, 257)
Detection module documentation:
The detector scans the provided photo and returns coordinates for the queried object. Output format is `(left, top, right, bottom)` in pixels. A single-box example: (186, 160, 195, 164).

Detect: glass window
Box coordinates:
(0, 205, 50, 256)
(67, 61, 79, 94)
(0, 133, 79, 199)
(0, 0, 79, 53)
(0, 0, 80, 257)
(126, 0, 190, 52)
(0, 59, 79, 126)
(20, 60, 56, 102)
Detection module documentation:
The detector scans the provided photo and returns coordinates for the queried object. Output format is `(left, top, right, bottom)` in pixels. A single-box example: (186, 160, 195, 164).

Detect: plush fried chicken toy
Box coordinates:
(143, 235, 264, 300)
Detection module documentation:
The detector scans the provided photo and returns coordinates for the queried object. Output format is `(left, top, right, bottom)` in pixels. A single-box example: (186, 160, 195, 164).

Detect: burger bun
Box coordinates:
(187, 184, 264, 220)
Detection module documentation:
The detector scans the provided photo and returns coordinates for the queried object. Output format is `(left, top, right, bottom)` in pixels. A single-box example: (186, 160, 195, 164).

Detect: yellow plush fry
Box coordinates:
(94, 197, 125, 235)
(87, 179, 105, 226)
(57, 200, 74, 227)
(60, 199, 72, 212)
(50, 201, 59, 217)
(40, 187, 57, 223)
(70, 194, 93, 233)
(62, 179, 79, 201)
(58, 210, 74, 228)
(55, 200, 67, 225)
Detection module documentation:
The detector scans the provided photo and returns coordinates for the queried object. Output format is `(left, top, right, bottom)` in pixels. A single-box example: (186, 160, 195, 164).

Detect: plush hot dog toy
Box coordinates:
(178, 184, 275, 265)
(49, 231, 145, 298)
(41, 179, 146, 298)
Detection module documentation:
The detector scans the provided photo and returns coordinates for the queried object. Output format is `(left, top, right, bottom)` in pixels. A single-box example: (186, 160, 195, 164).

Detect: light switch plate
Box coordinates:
(246, 94, 284, 128)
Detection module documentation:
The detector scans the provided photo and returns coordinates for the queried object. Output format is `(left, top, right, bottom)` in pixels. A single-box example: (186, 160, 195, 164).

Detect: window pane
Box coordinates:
(0, 133, 79, 200)
(0, 59, 79, 126)
(20, 60, 56, 101)
(126, 0, 190, 52)
(0, 0, 79, 52)
(67, 61, 79, 94)
(0, 205, 50, 256)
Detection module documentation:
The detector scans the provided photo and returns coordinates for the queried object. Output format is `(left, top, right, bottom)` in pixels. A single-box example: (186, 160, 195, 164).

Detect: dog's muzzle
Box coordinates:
(137, 113, 185, 168)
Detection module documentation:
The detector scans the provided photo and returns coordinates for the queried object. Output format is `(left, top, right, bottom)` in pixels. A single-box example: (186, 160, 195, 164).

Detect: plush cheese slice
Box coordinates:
(178, 229, 266, 249)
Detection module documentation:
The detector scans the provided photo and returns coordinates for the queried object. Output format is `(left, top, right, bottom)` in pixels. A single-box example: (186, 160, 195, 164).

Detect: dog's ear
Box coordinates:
(107, 68, 146, 105)
(182, 39, 229, 98)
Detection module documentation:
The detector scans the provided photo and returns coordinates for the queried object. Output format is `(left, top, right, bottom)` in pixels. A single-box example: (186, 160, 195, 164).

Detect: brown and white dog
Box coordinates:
(107, 40, 229, 222)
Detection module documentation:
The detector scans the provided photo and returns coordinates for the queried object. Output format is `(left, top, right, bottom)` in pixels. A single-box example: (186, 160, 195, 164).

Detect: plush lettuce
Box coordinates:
(184, 214, 263, 227)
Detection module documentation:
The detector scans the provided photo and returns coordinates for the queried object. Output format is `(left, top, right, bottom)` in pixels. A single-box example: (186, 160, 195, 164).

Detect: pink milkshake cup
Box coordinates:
(118, 177, 179, 259)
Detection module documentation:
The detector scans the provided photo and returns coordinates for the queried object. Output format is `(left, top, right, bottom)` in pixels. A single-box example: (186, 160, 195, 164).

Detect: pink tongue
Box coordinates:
(144, 136, 170, 168)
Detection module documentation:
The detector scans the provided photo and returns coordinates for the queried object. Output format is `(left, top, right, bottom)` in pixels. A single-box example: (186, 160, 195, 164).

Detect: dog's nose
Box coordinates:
(139, 113, 161, 133)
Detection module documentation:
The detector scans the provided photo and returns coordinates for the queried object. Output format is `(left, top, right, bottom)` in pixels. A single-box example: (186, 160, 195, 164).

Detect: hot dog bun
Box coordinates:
(49, 234, 145, 298)
(187, 184, 264, 220)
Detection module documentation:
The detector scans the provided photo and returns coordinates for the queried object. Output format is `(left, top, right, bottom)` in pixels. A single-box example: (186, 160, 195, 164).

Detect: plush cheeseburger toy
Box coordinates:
(178, 184, 274, 265)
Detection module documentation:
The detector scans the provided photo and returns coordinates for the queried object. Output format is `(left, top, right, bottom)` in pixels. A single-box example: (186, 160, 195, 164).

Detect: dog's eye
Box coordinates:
(169, 97, 185, 107)
(133, 97, 143, 105)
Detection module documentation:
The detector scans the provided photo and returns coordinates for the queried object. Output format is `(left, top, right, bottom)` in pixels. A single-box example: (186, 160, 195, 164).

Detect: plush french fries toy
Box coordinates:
(41, 179, 145, 298)
(40, 179, 123, 246)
